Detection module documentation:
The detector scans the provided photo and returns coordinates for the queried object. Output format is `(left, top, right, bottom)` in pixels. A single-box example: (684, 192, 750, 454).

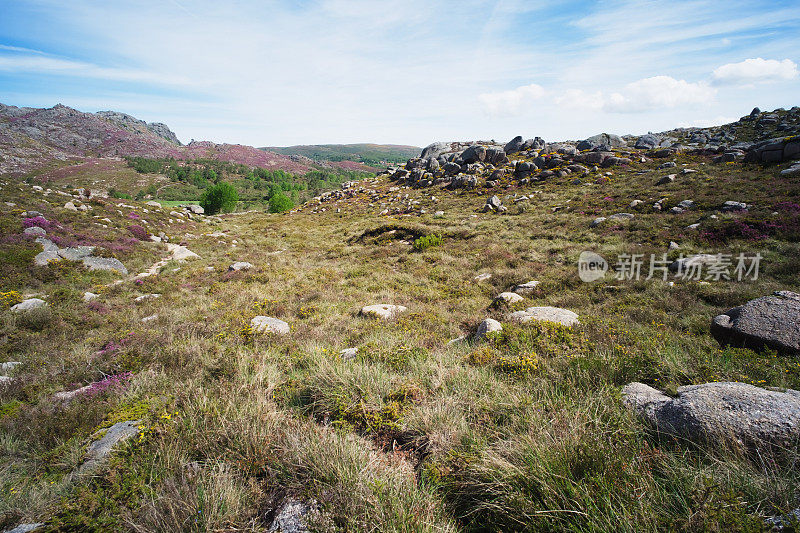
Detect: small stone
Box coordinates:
(513, 307, 579, 327)
(229, 261, 254, 271)
(360, 304, 407, 320)
(340, 348, 358, 360)
(10, 298, 47, 312)
(141, 314, 158, 323)
(512, 280, 540, 294)
(474, 273, 492, 281)
(250, 316, 290, 335)
(134, 294, 160, 302)
(23, 226, 46, 236)
(78, 421, 141, 474)
(83, 292, 98, 302)
(493, 292, 524, 306)
(474, 318, 502, 341)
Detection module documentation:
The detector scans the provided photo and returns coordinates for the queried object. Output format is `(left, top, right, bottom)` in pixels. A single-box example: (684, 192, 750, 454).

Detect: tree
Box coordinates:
(200, 182, 238, 215)
(268, 192, 293, 213)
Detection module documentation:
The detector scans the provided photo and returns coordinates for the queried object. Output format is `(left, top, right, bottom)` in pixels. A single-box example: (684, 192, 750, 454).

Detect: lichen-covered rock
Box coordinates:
(360, 304, 407, 320)
(82, 256, 128, 275)
(511, 306, 579, 327)
(474, 318, 502, 341)
(10, 298, 47, 312)
(711, 291, 800, 354)
(251, 316, 290, 335)
(622, 381, 800, 452)
(78, 420, 142, 474)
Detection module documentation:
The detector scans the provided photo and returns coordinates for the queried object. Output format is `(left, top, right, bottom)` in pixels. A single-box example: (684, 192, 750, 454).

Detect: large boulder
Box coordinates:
(504, 135, 525, 154)
(622, 381, 800, 452)
(711, 291, 800, 354)
(635, 134, 660, 150)
(459, 145, 487, 164)
(579, 133, 626, 151)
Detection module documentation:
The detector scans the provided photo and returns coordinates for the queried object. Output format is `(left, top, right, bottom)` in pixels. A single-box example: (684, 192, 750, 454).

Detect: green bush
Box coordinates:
(200, 182, 239, 215)
(413, 233, 443, 251)
(268, 193, 294, 213)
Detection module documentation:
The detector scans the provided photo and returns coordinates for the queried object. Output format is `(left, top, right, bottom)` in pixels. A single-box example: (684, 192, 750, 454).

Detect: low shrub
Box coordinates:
(413, 233, 443, 251)
(128, 224, 151, 241)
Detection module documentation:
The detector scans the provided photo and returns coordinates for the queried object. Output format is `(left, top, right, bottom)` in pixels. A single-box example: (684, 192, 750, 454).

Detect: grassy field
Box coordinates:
(1, 149, 799, 531)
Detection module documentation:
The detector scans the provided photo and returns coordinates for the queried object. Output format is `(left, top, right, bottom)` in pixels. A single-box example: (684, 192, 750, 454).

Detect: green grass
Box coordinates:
(1, 148, 799, 531)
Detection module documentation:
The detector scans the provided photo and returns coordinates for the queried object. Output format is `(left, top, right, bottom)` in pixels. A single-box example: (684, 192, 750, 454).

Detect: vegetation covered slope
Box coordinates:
(262, 143, 421, 167)
(1, 113, 800, 532)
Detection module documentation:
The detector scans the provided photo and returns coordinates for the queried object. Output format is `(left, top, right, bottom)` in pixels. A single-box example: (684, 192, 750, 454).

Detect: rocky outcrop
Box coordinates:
(745, 135, 800, 164)
(711, 291, 800, 354)
(622, 381, 800, 453)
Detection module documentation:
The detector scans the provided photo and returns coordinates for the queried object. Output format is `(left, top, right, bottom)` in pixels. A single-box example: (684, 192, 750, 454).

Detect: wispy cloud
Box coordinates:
(0, 0, 797, 144)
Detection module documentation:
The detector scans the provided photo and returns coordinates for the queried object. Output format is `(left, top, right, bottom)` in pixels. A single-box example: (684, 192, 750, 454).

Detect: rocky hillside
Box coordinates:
(384, 106, 800, 194)
(0, 103, 353, 176)
(1, 105, 800, 532)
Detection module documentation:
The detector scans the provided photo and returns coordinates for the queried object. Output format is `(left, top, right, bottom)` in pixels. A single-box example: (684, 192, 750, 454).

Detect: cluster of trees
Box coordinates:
(124, 156, 372, 213)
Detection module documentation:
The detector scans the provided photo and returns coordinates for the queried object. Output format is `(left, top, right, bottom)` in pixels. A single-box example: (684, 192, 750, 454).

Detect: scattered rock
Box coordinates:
(251, 316, 290, 335)
(166, 243, 200, 261)
(78, 420, 142, 474)
(492, 292, 524, 306)
(64, 201, 78, 211)
(82, 256, 128, 275)
(340, 348, 358, 360)
(590, 217, 606, 228)
(510, 306, 579, 327)
(83, 292, 98, 302)
(622, 381, 800, 452)
(474, 273, 492, 282)
(4, 523, 45, 533)
(721, 200, 748, 212)
(134, 293, 160, 302)
(608, 212, 635, 222)
(267, 498, 313, 533)
(0, 361, 22, 374)
(711, 291, 800, 354)
(512, 280, 540, 294)
(656, 174, 676, 185)
(360, 304, 407, 320)
(474, 318, 502, 341)
(668, 254, 719, 273)
(141, 314, 158, 323)
(229, 261, 254, 271)
(23, 226, 46, 236)
(10, 298, 47, 312)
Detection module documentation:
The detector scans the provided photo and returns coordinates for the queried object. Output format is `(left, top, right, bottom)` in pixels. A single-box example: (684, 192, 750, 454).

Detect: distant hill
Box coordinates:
(0, 103, 375, 176)
(262, 143, 421, 166)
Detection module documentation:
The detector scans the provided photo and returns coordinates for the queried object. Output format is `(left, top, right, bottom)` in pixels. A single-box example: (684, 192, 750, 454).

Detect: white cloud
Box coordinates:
(712, 58, 799, 85)
(479, 83, 547, 115)
(604, 76, 716, 113)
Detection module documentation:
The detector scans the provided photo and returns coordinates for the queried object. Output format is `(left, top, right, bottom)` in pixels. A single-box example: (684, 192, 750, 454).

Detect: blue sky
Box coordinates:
(0, 0, 798, 146)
